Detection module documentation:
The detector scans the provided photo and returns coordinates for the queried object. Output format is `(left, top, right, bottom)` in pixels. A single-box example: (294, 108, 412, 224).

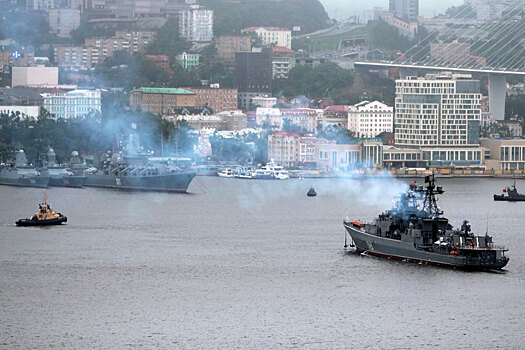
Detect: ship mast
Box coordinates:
(423, 175, 444, 217)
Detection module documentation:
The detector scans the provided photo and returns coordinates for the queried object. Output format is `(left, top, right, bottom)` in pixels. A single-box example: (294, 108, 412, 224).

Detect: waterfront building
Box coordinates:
(482, 138, 525, 171)
(216, 110, 248, 130)
(271, 46, 295, 79)
(241, 27, 292, 49)
(130, 87, 196, 115)
(348, 101, 393, 138)
(235, 48, 272, 110)
(184, 86, 238, 113)
(48, 8, 81, 38)
(11, 66, 59, 87)
(215, 35, 251, 65)
(179, 5, 214, 42)
(323, 105, 349, 128)
(256, 107, 320, 132)
(395, 73, 482, 148)
(176, 52, 200, 69)
(41, 89, 101, 119)
(316, 141, 384, 170)
(267, 132, 301, 167)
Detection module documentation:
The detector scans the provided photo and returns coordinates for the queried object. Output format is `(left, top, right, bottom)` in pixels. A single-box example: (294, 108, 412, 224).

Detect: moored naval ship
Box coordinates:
(42, 149, 86, 188)
(0, 150, 49, 188)
(493, 182, 525, 201)
(84, 134, 196, 193)
(344, 175, 509, 270)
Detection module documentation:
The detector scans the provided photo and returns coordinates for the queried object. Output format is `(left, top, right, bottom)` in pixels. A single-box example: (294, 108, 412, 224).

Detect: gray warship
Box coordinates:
(344, 175, 509, 270)
(42, 149, 87, 188)
(0, 150, 49, 188)
(84, 134, 196, 193)
(493, 182, 525, 201)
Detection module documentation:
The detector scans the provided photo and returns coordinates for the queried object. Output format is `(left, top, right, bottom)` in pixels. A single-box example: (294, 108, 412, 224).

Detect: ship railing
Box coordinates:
(459, 245, 507, 250)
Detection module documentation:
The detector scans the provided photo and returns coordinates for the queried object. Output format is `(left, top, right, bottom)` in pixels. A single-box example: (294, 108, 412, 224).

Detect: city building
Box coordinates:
(0, 105, 41, 119)
(395, 73, 482, 148)
(252, 96, 277, 109)
(241, 27, 292, 49)
(389, 0, 419, 20)
(255, 107, 321, 132)
(130, 87, 196, 115)
(48, 8, 81, 38)
(0, 87, 43, 106)
(216, 110, 248, 130)
(41, 89, 101, 119)
(267, 132, 300, 167)
(215, 35, 251, 65)
(11, 66, 58, 87)
(112, 0, 165, 18)
(347, 101, 393, 138)
(316, 141, 384, 169)
(144, 55, 173, 75)
(176, 52, 200, 69)
(0, 46, 35, 67)
(379, 11, 418, 39)
(184, 86, 238, 113)
(298, 135, 336, 166)
(179, 5, 214, 42)
(271, 46, 295, 79)
(54, 31, 156, 69)
(323, 105, 349, 128)
(481, 138, 525, 171)
(235, 48, 272, 110)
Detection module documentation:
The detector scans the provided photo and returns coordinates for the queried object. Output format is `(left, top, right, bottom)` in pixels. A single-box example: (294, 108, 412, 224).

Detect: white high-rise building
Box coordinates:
(241, 27, 292, 50)
(42, 89, 102, 119)
(395, 73, 482, 148)
(179, 5, 214, 42)
(347, 101, 393, 138)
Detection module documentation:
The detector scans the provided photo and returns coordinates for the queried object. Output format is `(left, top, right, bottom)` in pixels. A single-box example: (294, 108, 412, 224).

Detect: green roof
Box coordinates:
(140, 87, 195, 95)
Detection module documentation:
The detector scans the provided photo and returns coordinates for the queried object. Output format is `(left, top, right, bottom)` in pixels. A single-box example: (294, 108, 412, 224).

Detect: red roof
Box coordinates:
(324, 105, 349, 113)
(272, 46, 295, 53)
(243, 27, 290, 32)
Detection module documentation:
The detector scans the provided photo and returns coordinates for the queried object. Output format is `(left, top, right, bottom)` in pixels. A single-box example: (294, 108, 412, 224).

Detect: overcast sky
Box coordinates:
(319, 0, 465, 20)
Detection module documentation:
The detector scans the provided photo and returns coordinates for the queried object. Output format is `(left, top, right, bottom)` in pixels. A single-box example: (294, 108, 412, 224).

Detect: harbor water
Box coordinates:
(1, 177, 524, 349)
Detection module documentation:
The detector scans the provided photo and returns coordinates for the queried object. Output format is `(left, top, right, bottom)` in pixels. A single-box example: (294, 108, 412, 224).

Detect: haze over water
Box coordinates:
(1, 177, 524, 348)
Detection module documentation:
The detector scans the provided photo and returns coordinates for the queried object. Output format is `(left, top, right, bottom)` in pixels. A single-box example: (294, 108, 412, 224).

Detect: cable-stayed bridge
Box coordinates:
(354, 1, 525, 120)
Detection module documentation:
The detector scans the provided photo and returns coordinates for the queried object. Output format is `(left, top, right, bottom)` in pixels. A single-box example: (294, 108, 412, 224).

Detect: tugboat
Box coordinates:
(493, 182, 525, 201)
(307, 186, 317, 197)
(344, 175, 509, 270)
(16, 191, 67, 226)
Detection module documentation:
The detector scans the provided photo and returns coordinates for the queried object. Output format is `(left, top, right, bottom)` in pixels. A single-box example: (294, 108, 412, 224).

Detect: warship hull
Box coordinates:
(493, 194, 525, 201)
(84, 172, 196, 193)
(0, 176, 49, 188)
(48, 176, 87, 188)
(344, 222, 508, 270)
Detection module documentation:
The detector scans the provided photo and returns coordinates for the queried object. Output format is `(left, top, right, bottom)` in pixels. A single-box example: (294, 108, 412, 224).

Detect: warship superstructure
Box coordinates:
(0, 150, 49, 188)
(83, 134, 196, 193)
(344, 175, 509, 270)
(42, 149, 86, 187)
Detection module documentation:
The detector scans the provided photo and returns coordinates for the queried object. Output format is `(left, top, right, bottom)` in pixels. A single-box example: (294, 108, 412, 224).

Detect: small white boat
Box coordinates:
(234, 167, 255, 179)
(217, 168, 234, 178)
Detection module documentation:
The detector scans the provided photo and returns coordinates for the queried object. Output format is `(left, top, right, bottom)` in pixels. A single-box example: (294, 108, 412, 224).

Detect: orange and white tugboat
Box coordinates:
(16, 191, 67, 226)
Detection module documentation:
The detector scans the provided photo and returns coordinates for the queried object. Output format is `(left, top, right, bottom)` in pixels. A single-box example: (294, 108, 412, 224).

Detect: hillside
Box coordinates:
(200, 0, 330, 36)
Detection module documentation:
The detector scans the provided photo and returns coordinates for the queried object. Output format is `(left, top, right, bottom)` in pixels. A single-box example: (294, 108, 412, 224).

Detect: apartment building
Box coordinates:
(347, 100, 393, 138)
(235, 48, 272, 110)
(179, 5, 214, 42)
(271, 46, 295, 79)
(54, 31, 156, 68)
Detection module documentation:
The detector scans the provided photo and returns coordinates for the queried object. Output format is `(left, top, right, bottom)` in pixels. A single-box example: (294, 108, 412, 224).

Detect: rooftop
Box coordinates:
(243, 27, 290, 32)
(137, 87, 195, 95)
(272, 46, 295, 53)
